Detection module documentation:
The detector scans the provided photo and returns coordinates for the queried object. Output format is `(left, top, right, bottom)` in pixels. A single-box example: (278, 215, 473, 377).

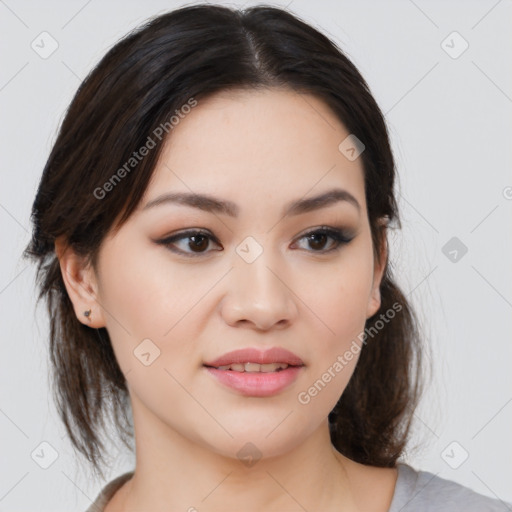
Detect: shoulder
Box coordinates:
(389, 463, 512, 512)
(84, 471, 134, 512)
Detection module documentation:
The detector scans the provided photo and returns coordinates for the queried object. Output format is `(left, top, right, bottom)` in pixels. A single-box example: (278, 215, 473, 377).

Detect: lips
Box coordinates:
(203, 347, 304, 368)
(203, 347, 304, 397)
(214, 362, 290, 372)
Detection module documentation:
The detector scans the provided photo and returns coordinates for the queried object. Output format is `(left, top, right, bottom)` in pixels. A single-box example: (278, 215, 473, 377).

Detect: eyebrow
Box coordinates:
(142, 187, 361, 217)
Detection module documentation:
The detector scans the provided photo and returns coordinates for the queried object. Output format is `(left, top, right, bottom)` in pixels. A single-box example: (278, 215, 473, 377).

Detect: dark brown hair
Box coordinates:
(23, 3, 424, 480)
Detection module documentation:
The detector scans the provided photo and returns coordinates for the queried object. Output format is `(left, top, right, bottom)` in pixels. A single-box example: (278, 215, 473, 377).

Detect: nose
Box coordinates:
(219, 250, 299, 331)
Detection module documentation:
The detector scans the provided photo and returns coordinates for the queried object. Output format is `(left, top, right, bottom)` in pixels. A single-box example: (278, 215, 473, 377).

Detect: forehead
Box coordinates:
(143, 87, 366, 214)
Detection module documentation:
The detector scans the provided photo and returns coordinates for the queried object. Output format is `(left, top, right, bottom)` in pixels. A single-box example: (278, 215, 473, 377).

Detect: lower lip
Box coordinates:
(204, 366, 303, 397)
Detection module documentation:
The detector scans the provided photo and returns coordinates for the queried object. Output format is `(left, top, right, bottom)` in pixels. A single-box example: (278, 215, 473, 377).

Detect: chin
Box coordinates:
(194, 419, 317, 465)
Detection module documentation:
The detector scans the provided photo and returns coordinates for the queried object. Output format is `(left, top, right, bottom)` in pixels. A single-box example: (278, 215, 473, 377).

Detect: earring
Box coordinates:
(83, 309, 92, 320)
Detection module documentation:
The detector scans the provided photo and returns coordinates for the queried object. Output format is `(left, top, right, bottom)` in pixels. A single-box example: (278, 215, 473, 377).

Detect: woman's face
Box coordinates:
(72, 88, 385, 460)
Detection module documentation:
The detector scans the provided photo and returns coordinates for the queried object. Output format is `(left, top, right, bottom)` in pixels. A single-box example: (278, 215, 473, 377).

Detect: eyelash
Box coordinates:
(155, 226, 354, 258)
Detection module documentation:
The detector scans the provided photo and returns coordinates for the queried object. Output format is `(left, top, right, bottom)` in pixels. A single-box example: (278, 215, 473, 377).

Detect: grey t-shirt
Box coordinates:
(388, 463, 511, 511)
(85, 462, 511, 511)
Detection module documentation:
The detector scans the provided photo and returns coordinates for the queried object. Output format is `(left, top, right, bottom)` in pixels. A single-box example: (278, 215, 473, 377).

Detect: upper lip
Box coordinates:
(204, 347, 304, 367)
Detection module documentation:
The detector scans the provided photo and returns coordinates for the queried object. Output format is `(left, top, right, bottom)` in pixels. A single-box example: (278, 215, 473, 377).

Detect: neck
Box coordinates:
(117, 395, 360, 512)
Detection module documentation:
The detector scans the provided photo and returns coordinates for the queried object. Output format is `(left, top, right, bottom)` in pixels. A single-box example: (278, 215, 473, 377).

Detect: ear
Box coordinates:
(366, 222, 388, 319)
(55, 236, 106, 328)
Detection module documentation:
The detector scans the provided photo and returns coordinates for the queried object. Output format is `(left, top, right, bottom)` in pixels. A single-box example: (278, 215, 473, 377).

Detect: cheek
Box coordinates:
(296, 241, 374, 407)
(95, 236, 204, 373)
(320, 271, 373, 338)
(96, 237, 248, 400)
(301, 239, 375, 347)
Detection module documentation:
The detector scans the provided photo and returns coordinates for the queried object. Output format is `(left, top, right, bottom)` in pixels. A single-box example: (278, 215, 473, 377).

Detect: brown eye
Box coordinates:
(156, 226, 353, 258)
(187, 234, 210, 252)
(306, 232, 329, 251)
(156, 230, 221, 257)
(294, 227, 353, 253)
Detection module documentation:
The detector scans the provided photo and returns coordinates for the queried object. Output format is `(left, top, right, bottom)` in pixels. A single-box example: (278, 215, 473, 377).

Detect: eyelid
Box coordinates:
(154, 225, 355, 257)
(291, 226, 354, 252)
(154, 228, 221, 258)
(295, 224, 354, 241)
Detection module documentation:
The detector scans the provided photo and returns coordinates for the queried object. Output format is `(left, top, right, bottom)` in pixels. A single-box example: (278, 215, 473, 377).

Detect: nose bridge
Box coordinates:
(220, 234, 297, 329)
(238, 246, 281, 297)
(235, 234, 287, 302)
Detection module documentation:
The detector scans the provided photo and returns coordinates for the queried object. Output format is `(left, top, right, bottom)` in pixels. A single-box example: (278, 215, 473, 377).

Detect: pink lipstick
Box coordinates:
(203, 347, 304, 397)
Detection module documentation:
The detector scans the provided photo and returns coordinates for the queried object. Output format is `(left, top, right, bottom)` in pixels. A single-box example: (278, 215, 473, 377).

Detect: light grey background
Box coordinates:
(1, 0, 511, 510)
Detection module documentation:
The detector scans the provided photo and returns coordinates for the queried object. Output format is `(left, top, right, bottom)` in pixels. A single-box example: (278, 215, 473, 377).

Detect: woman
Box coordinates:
(23, 4, 510, 511)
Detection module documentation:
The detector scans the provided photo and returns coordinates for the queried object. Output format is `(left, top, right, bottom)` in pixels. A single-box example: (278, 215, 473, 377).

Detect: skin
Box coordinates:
(56, 88, 397, 511)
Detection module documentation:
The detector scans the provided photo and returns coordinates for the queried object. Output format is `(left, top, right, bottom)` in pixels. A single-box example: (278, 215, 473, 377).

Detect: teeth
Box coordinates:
(245, 362, 261, 372)
(259, 363, 288, 373)
(216, 362, 290, 372)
